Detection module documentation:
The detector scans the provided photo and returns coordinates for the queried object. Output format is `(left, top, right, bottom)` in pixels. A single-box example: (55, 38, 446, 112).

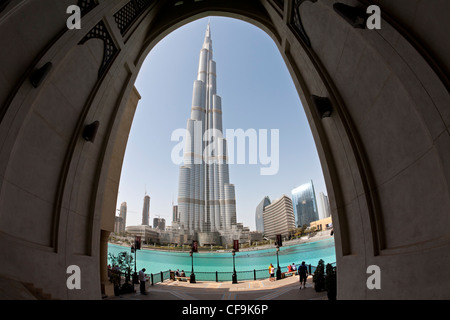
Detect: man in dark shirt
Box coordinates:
(299, 261, 308, 289)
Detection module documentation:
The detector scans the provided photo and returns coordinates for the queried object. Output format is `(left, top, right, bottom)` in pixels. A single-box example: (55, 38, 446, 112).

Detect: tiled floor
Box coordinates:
(105, 275, 328, 300)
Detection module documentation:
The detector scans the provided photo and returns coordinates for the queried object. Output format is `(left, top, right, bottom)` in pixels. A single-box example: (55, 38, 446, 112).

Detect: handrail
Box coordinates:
(147, 262, 336, 285)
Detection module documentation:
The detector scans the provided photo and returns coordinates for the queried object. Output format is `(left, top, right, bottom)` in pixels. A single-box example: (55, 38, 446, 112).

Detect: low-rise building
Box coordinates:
(309, 217, 333, 231)
(125, 225, 159, 244)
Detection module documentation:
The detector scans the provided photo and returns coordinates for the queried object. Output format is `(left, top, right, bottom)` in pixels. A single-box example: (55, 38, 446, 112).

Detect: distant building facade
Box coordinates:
(114, 216, 123, 234)
(172, 205, 179, 223)
(318, 192, 331, 220)
(125, 225, 159, 244)
(114, 202, 127, 234)
(310, 217, 333, 232)
(262, 195, 296, 239)
(249, 231, 264, 243)
(153, 217, 166, 230)
(255, 196, 271, 233)
(291, 180, 319, 228)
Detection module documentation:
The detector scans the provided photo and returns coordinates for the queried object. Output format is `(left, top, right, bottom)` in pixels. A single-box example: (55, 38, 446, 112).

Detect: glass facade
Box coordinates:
(291, 180, 319, 228)
(255, 196, 271, 233)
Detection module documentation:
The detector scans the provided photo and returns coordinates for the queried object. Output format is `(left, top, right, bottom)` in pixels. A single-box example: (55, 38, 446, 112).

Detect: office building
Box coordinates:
(255, 196, 271, 233)
(172, 204, 179, 223)
(318, 192, 331, 220)
(262, 195, 295, 239)
(114, 216, 123, 234)
(153, 217, 166, 230)
(291, 180, 319, 228)
(118, 201, 127, 233)
(142, 194, 150, 226)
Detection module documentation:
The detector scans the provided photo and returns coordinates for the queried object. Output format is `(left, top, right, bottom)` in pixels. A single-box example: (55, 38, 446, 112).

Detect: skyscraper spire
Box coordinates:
(202, 21, 212, 53)
(206, 19, 211, 38)
(177, 22, 237, 238)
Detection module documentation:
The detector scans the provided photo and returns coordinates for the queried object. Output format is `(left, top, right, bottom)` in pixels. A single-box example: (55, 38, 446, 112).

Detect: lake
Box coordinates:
(108, 237, 336, 279)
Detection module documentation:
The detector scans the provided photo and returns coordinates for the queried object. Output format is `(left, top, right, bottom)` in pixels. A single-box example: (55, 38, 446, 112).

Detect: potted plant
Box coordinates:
(325, 263, 337, 300)
(313, 259, 325, 292)
(108, 251, 135, 295)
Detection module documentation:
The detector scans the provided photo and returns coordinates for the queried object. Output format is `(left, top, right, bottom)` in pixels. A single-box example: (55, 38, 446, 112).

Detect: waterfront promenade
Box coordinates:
(105, 274, 327, 300)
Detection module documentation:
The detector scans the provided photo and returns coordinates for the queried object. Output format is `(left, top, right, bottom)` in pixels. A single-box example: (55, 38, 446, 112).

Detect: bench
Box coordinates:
(281, 271, 297, 278)
(175, 276, 191, 282)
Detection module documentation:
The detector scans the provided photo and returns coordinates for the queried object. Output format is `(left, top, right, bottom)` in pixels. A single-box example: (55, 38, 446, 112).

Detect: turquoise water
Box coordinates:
(108, 237, 336, 276)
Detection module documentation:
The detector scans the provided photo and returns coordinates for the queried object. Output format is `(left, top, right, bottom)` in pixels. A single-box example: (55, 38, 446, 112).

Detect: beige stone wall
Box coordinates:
(310, 217, 332, 231)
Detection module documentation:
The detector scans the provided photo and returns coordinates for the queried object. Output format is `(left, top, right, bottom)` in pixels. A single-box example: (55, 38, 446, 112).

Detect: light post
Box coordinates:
(131, 244, 138, 284)
(132, 236, 141, 284)
(189, 250, 196, 283)
(232, 249, 237, 284)
(276, 245, 281, 280)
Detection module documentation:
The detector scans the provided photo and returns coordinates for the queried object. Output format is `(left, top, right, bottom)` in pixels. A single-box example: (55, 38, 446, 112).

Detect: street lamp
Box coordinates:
(131, 244, 138, 284)
(232, 249, 237, 284)
(276, 245, 282, 280)
(189, 250, 196, 283)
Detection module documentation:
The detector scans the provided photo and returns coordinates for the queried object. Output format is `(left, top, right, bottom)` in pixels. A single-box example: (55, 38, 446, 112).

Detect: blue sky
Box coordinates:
(116, 16, 327, 230)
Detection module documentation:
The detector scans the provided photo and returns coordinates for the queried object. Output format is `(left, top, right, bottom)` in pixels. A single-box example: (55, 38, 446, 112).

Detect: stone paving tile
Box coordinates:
(105, 275, 328, 301)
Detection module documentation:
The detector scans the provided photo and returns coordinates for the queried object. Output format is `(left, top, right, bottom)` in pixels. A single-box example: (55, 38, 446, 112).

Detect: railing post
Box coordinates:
(151, 273, 154, 286)
(216, 271, 218, 282)
(254, 269, 256, 281)
(309, 264, 312, 274)
(160, 271, 163, 283)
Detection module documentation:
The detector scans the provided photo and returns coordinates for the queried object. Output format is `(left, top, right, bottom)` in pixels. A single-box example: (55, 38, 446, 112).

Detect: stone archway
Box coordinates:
(0, 0, 448, 299)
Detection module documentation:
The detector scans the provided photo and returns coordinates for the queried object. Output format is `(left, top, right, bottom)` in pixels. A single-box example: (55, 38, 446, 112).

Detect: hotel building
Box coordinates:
(262, 195, 296, 239)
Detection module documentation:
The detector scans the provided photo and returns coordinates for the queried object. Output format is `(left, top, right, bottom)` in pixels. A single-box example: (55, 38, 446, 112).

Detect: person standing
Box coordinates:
(139, 268, 147, 295)
(299, 261, 308, 289)
(269, 263, 275, 280)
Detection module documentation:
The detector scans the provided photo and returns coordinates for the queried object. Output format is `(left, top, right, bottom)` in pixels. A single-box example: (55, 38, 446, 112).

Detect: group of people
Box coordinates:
(175, 269, 186, 277)
(287, 263, 297, 272)
(268, 261, 309, 289)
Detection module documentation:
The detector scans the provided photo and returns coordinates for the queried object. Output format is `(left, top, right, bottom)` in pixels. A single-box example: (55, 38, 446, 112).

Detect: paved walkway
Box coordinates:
(105, 275, 328, 300)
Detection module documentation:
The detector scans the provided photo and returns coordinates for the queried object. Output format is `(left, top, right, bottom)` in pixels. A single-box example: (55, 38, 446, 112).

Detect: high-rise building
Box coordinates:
(262, 195, 295, 239)
(141, 194, 150, 226)
(153, 217, 166, 230)
(318, 192, 331, 220)
(172, 204, 179, 223)
(119, 201, 127, 233)
(255, 196, 271, 233)
(291, 180, 319, 227)
(114, 216, 123, 234)
(177, 23, 237, 237)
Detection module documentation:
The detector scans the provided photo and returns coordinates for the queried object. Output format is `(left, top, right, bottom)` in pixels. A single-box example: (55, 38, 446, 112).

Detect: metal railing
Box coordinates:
(148, 262, 336, 285)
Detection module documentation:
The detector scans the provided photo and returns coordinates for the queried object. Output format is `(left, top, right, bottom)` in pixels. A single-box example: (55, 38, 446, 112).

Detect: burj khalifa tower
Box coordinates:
(177, 23, 237, 238)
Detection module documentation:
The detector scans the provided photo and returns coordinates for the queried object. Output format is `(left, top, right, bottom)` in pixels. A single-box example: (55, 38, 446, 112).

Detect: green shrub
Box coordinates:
(313, 259, 325, 292)
(325, 263, 337, 300)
